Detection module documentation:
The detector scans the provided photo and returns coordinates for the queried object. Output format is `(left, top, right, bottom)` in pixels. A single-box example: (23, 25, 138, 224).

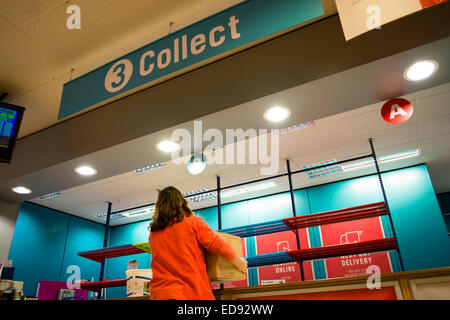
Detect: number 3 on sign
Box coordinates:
(105, 59, 133, 93)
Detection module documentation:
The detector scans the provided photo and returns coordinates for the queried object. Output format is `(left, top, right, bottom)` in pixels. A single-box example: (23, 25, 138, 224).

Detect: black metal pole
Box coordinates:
(216, 176, 225, 290)
(286, 159, 305, 281)
(99, 202, 112, 298)
(369, 138, 405, 272)
(217, 176, 222, 231)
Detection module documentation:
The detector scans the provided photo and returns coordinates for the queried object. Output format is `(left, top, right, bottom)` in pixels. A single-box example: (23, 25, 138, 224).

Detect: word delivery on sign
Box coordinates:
(105, 16, 242, 94)
(58, 0, 325, 119)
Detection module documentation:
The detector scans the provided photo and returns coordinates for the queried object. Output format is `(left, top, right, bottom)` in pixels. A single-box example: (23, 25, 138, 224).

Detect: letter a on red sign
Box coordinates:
(381, 98, 413, 124)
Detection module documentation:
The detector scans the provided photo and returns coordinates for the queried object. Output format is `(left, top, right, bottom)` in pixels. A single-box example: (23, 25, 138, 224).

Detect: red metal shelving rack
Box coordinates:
(78, 243, 150, 295)
(78, 244, 148, 263)
(282, 202, 389, 232)
(286, 238, 397, 262)
(80, 279, 127, 295)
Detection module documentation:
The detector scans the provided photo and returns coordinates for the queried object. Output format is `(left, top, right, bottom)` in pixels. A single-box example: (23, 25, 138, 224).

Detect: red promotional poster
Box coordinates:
(319, 217, 393, 279)
(255, 230, 314, 284)
(211, 237, 249, 290)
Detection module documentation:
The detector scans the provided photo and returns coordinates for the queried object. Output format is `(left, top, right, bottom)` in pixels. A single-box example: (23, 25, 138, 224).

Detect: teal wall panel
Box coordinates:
(221, 201, 249, 229)
(8, 202, 70, 297)
(195, 207, 219, 231)
(247, 193, 293, 224)
(59, 216, 105, 284)
(382, 165, 450, 270)
(104, 220, 151, 299)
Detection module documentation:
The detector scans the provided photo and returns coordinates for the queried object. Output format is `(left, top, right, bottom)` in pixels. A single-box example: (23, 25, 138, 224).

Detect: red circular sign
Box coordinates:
(381, 98, 413, 124)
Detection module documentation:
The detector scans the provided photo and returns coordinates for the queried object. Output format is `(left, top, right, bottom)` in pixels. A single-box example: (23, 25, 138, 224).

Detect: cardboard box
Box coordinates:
(206, 232, 246, 283)
(0, 280, 13, 291)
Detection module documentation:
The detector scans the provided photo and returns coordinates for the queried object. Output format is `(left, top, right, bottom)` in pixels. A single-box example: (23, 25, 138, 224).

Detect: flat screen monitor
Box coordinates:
(0, 103, 25, 163)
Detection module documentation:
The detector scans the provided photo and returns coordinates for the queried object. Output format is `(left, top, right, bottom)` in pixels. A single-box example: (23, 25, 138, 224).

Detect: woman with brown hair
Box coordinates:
(149, 186, 247, 300)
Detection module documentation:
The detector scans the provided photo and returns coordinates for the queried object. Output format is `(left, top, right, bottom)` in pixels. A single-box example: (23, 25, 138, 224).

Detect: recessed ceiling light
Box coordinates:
(157, 140, 179, 153)
(264, 106, 291, 123)
(75, 165, 97, 176)
(404, 60, 438, 81)
(12, 186, 32, 194)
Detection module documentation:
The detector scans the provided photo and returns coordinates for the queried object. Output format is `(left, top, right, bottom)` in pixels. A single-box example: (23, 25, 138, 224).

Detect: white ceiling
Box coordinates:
(0, 0, 246, 137)
(29, 82, 450, 225)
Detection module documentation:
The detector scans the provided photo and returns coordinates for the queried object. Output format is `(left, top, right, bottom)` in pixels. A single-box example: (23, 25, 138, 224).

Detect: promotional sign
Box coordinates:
(381, 98, 414, 124)
(59, 0, 324, 119)
(255, 230, 314, 284)
(336, 0, 448, 40)
(319, 217, 392, 279)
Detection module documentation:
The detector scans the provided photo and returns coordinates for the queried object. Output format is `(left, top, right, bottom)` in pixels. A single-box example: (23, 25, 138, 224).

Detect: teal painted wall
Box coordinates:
(382, 166, 450, 270)
(104, 220, 151, 299)
(196, 206, 219, 231)
(8, 202, 104, 297)
(60, 216, 105, 284)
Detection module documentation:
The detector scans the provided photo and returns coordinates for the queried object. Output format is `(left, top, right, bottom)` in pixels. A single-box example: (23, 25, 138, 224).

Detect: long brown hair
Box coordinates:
(150, 186, 193, 232)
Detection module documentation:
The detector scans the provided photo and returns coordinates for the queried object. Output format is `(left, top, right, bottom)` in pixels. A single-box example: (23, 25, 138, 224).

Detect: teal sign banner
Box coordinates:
(59, 0, 324, 119)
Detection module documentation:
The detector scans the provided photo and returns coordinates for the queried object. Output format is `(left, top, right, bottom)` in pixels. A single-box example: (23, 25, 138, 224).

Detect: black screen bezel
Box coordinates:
(0, 102, 25, 163)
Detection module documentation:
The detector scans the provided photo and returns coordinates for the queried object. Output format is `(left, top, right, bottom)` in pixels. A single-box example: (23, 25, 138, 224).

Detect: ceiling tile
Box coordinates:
(0, 65, 33, 99)
(420, 133, 450, 155)
(168, 0, 243, 30)
(78, 0, 169, 49)
(282, 127, 326, 152)
(0, 0, 65, 28)
(0, 30, 69, 90)
(418, 113, 450, 140)
(417, 89, 450, 122)
(0, 16, 16, 39)
(21, 4, 123, 71)
(122, 24, 172, 53)
(17, 115, 45, 138)
(370, 123, 419, 150)
(416, 82, 450, 99)
(6, 73, 70, 129)
(316, 114, 370, 143)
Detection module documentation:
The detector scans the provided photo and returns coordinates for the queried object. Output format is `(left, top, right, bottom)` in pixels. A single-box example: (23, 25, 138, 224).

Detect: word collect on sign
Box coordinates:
(59, 0, 325, 119)
(105, 16, 242, 93)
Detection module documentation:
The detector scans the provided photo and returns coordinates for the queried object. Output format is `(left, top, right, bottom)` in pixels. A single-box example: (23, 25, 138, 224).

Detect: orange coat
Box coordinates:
(149, 214, 236, 300)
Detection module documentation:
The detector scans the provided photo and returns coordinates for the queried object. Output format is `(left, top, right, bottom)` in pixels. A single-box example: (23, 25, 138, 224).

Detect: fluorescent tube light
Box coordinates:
(135, 163, 166, 173)
(304, 160, 343, 179)
(380, 149, 420, 164)
(39, 192, 62, 200)
(245, 181, 277, 192)
(342, 149, 420, 172)
(221, 181, 277, 198)
(221, 188, 247, 198)
(121, 207, 154, 218)
(341, 159, 374, 172)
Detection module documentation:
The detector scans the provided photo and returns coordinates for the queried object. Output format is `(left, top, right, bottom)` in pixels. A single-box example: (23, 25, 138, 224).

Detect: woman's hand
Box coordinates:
(231, 256, 248, 273)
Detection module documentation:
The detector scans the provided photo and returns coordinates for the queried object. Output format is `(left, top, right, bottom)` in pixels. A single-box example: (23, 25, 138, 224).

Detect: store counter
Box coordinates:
(213, 267, 450, 300)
